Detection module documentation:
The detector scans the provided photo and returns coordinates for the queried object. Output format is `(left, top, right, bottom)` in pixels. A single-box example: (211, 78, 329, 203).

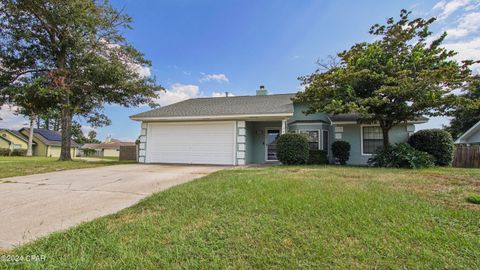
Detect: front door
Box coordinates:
(265, 129, 280, 161)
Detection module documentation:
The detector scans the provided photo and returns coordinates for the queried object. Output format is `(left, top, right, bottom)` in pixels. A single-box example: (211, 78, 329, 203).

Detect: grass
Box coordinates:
(1, 166, 480, 269)
(466, 194, 480, 204)
(97, 156, 120, 161)
(0, 156, 132, 179)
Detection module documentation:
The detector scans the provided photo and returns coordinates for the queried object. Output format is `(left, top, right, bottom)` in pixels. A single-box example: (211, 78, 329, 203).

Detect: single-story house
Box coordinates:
(130, 87, 428, 165)
(18, 128, 78, 157)
(455, 120, 480, 145)
(80, 137, 136, 157)
(0, 129, 35, 151)
(0, 135, 11, 149)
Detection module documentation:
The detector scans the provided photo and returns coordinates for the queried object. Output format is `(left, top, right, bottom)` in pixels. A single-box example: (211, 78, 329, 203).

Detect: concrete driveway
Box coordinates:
(0, 164, 224, 249)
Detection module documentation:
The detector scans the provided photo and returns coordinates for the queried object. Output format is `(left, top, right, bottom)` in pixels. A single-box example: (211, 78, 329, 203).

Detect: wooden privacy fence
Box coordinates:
(119, 145, 138, 161)
(453, 145, 480, 168)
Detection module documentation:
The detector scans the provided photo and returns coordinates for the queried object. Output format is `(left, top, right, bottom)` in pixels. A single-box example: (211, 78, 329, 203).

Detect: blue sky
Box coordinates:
(1, 0, 479, 141)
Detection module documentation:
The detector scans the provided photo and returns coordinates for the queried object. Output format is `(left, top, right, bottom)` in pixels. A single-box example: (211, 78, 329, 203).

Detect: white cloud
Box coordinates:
(154, 83, 201, 106)
(443, 37, 480, 73)
(0, 104, 28, 130)
(427, 1, 480, 73)
(211, 92, 235, 97)
(433, 0, 476, 20)
(444, 12, 480, 38)
(199, 73, 229, 83)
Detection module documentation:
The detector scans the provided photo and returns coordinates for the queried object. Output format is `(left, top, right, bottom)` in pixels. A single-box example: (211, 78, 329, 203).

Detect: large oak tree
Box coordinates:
(0, 0, 161, 160)
(295, 10, 479, 147)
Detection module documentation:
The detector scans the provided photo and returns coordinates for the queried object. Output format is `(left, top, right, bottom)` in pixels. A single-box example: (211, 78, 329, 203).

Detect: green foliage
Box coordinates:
(446, 76, 480, 139)
(408, 129, 454, 166)
(1, 76, 58, 120)
(0, 148, 10, 156)
(82, 149, 98, 157)
(295, 9, 479, 146)
(331, 140, 350, 165)
(466, 195, 480, 204)
(307, 150, 329, 165)
(72, 122, 101, 144)
(368, 143, 435, 169)
(0, 0, 162, 160)
(11, 149, 27, 156)
(276, 133, 309, 165)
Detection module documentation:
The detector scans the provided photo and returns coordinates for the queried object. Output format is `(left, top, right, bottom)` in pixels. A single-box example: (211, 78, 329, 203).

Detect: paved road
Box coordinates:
(0, 164, 224, 249)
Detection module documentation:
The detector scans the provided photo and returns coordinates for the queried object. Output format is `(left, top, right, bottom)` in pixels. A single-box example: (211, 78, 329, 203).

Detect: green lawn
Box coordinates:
(0, 157, 130, 179)
(1, 166, 480, 269)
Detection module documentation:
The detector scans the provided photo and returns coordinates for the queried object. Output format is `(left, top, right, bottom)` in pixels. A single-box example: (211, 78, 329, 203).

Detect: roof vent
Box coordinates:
(256, 85, 268, 96)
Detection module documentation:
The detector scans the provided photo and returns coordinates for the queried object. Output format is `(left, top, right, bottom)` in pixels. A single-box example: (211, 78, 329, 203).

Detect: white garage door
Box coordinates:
(146, 121, 236, 165)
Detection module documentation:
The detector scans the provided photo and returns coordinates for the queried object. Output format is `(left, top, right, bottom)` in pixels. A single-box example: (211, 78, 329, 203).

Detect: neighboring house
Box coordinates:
(18, 128, 78, 157)
(455, 120, 480, 145)
(130, 86, 428, 165)
(0, 129, 35, 151)
(80, 137, 135, 157)
(0, 136, 11, 149)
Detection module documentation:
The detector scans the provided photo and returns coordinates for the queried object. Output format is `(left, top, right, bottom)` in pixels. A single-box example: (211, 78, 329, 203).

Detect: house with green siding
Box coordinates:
(130, 86, 427, 165)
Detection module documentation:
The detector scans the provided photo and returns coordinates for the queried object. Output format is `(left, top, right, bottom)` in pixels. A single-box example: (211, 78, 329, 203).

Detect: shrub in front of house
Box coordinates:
(276, 133, 309, 165)
(0, 148, 11, 156)
(408, 129, 454, 166)
(11, 149, 27, 156)
(82, 148, 97, 157)
(331, 140, 350, 165)
(368, 143, 435, 169)
(307, 150, 328, 165)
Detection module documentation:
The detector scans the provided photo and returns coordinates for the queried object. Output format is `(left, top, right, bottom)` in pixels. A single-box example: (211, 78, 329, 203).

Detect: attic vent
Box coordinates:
(256, 85, 268, 96)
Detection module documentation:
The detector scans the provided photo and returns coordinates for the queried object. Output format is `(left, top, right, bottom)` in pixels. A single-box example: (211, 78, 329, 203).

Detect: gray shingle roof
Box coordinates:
(130, 94, 296, 119)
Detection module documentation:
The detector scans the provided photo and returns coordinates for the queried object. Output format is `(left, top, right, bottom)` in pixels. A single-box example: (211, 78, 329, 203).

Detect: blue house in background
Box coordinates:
(130, 86, 427, 165)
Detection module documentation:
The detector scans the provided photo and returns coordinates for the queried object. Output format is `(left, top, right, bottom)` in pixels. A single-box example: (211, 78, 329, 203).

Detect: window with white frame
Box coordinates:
(298, 130, 319, 150)
(362, 126, 383, 154)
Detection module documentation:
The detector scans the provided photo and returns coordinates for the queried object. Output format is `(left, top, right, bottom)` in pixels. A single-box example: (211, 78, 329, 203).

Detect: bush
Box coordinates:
(466, 195, 480, 205)
(408, 129, 454, 166)
(276, 133, 309, 165)
(368, 143, 435, 169)
(11, 149, 27, 156)
(307, 150, 328, 165)
(82, 148, 98, 157)
(331, 141, 350, 165)
(0, 148, 11, 156)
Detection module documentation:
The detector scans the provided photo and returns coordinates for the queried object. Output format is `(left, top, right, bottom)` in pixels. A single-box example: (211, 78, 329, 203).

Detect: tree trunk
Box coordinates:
(45, 117, 50, 130)
(59, 106, 73, 161)
(36, 115, 41, 129)
(381, 127, 390, 148)
(26, 114, 35, 157)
